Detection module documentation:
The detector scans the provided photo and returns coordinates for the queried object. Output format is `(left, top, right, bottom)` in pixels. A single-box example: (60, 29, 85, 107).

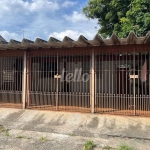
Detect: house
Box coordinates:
(0, 32, 150, 116)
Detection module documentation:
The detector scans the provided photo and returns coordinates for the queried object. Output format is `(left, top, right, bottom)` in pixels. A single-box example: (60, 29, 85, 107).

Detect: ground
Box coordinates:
(0, 108, 150, 150)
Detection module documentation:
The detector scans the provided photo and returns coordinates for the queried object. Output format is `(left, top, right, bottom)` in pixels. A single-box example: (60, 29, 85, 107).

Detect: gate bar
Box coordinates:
(56, 52, 59, 110)
(91, 49, 95, 113)
(149, 53, 150, 99)
(133, 53, 136, 115)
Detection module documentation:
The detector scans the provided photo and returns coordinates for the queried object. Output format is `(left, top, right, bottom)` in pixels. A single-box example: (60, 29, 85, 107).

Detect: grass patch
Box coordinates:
(102, 145, 114, 150)
(102, 144, 134, 150)
(5, 130, 10, 137)
(68, 133, 75, 136)
(0, 125, 6, 132)
(0, 125, 10, 137)
(39, 136, 48, 141)
(16, 135, 32, 139)
(117, 144, 133, 150)
(16, 135, 26, 139)
(83, 140, 96, 150)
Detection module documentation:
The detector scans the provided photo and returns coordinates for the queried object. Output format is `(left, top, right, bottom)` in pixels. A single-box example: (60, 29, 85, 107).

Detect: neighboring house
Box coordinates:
(0, 32, 150, 116)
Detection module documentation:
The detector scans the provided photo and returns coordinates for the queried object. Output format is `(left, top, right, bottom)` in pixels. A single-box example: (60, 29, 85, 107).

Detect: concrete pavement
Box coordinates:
(0, 108, 150, 149)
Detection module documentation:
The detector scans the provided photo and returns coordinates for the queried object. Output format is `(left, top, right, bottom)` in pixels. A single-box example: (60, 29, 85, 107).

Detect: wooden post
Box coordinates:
(22, 51, 27, 109)
(91, 49, 95, 113)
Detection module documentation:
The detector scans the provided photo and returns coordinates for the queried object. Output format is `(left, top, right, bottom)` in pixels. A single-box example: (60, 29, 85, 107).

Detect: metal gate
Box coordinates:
(0, 51, 23, 108)
(27, 50, 91, 112)
(95, 50, 150, 116)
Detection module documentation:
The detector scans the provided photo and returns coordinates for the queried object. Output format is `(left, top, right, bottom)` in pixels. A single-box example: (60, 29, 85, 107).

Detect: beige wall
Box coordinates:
(14, 59, 149, 94)
(0, 57, 15, 89)
(31, 61, 90, 93)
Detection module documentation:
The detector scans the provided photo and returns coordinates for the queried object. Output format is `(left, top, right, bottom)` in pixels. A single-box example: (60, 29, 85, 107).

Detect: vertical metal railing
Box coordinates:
(55, 52, 59, 110)
(27, 49, 91, 112)
(0, 51, 23, 108)
(1, 48, 149, 116)
(133, 53, 136, 115)
(57, 50, 91, 112)
(95, 48, 150, 116)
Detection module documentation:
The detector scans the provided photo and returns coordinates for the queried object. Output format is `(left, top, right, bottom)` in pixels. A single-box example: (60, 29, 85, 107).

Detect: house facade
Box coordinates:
(0, 32, 150, 116)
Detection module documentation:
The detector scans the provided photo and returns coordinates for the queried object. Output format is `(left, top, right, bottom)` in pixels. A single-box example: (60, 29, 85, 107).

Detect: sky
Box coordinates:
(0, 0, 98, 42)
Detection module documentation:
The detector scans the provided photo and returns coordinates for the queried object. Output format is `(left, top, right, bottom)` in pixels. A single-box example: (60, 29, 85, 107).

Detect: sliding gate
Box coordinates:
(95, 50, 150, 116)
(27, 50, 91, 112)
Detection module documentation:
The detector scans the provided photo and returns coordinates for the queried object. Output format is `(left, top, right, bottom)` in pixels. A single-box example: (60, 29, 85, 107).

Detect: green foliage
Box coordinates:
(83, 0, 150, 38)
(5, 130, 10, 137)
(39, 136, 48, 141)
(102, 144, 133, 150)
(117, 144, 134, 150)
(102, 145, 113, 150)
(16, 135, 26, 139)
(0, 125, 10, 137)
(118, 0, 150, 37)
(0, 125, 5, 132)
(83, 140, 95, 150)
(68, 133, 75, 136)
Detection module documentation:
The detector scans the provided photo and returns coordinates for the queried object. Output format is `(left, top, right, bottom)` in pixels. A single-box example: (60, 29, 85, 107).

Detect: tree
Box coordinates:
(83, 0, 150, 38)
(117, 0, 150, 37)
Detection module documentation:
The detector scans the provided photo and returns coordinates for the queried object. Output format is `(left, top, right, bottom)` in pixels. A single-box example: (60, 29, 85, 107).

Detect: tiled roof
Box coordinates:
(0, 35, 7, 44)
(0, 32, 150, 50)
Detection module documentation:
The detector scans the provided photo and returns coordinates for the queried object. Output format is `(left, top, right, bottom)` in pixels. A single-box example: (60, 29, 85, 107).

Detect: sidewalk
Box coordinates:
(0, 108, 150, 150)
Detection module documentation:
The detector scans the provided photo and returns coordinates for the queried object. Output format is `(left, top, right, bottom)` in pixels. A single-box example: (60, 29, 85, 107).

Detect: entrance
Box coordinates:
(0, 55, 23, 108)
(95, 53, 150, 116)
(28, 51, 91, 112)
(55, 53, 91, 112)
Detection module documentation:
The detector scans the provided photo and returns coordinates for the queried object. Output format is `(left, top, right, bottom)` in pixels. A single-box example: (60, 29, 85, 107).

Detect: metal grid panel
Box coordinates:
(0, 52, 23, 108)
(95, 48, 150, 116)
(27, 50, 91, 112)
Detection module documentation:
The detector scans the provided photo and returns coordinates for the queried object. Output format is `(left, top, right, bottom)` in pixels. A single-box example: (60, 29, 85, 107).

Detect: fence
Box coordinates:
(95, 94, 150, 116)
(0, 51, 24, 108)
(0, 49, 150, 116)
(27, 49, 91, 112)
(95, 49, 150, 116)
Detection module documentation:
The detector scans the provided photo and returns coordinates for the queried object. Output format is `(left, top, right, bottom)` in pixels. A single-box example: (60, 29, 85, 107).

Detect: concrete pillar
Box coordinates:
(22, 51, 27, 109)
(26, 54, 30, 108)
